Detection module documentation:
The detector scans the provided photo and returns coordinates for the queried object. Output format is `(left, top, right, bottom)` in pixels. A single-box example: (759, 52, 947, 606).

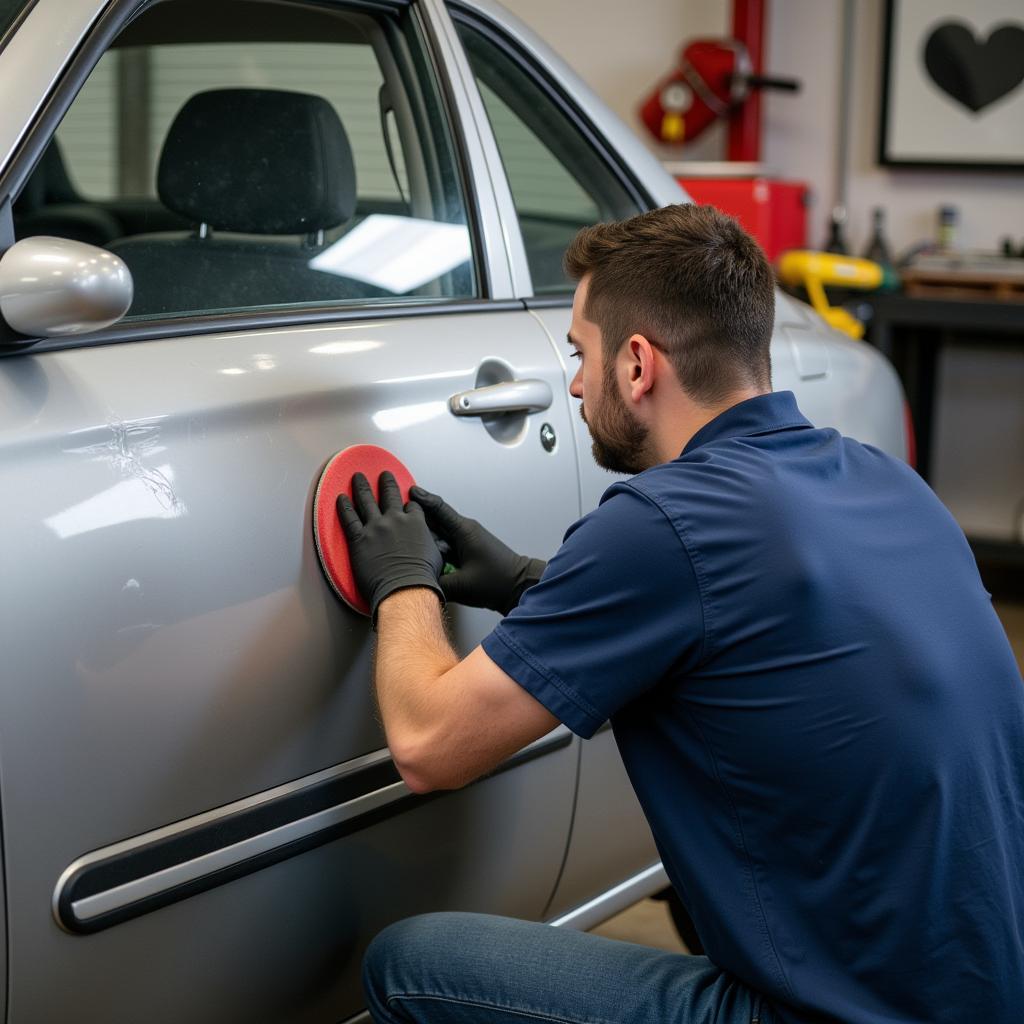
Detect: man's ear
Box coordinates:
(625, 334, 658, 401)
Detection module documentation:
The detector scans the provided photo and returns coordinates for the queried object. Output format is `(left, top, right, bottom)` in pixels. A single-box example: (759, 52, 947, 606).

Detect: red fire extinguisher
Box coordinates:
(639, 38, 799, 153)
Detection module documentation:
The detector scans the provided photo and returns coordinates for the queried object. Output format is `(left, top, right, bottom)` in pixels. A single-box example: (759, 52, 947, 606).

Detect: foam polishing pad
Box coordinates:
(313, 444, 417, 616)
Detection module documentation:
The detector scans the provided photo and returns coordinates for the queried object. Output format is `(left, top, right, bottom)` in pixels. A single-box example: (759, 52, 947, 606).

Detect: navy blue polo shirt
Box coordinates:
(482, 391, 1024, 1024)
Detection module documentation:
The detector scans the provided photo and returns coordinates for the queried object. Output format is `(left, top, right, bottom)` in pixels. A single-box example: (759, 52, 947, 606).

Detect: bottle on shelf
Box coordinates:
(824, 206, 849, 255)
(862, 207, 893, 267)
(937, 205, 959, 252)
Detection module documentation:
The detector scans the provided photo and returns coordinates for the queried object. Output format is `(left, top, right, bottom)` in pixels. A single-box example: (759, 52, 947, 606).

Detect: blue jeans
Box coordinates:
(362, 912, 774, 1024)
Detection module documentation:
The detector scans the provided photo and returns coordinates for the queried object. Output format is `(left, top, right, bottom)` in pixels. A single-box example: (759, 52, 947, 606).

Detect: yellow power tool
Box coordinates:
(776, 250, 884, 340)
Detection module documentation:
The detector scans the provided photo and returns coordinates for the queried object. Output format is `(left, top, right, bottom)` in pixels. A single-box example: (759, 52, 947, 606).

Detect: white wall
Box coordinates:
(503, 0, 1024, 254)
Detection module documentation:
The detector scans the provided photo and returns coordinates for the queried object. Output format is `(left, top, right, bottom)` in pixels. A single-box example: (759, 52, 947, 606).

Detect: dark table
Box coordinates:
(862, 293, 1024, 584)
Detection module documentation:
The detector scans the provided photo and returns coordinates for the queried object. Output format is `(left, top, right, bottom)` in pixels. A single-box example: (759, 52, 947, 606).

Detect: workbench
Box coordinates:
(863, 293, 1024, 585)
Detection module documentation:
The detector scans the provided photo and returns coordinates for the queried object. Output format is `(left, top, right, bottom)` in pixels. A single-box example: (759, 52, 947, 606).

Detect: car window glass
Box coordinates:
(13, 0, 476, 320)
(457, 21, 642, 295)
(58, 42, 408, 204)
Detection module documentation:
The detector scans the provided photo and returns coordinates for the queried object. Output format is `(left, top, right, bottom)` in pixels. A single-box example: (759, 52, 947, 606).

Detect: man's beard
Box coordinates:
(581, 363, 654, 475)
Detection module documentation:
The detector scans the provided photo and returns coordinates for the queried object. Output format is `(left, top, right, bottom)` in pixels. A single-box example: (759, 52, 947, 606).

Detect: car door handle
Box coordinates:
(449, 379, 553, 416)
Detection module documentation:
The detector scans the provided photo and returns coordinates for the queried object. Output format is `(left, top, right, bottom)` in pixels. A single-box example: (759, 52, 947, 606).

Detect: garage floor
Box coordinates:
(591, 600, 1024, 955)
(592, 896, 690, 952)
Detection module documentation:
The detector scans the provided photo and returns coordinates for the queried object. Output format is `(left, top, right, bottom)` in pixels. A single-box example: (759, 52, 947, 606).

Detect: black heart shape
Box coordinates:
(923, 20, 1024, 113)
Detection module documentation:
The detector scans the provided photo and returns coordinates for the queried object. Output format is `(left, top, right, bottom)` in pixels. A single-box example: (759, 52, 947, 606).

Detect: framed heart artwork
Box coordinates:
(879, 0, 1024, 170)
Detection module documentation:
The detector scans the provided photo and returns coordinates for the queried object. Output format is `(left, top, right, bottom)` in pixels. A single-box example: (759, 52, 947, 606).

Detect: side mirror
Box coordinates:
(0, 236, 133, 339)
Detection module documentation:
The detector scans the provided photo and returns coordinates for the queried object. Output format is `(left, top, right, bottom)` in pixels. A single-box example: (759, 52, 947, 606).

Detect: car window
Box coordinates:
(456, 20, 643, 295)
(12, 0, 477, 319)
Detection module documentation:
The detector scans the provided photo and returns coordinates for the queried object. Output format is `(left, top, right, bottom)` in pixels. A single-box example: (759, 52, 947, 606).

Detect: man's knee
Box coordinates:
(363, 912, 469, 1001)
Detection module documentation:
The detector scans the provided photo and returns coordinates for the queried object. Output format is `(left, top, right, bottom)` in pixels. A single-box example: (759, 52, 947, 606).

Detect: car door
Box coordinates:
(0, 1, 578, 1021)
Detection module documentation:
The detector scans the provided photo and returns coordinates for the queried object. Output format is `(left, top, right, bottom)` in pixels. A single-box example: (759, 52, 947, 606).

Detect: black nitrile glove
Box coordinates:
(337, 471, 445, 626)
(410, 485, 546, 616)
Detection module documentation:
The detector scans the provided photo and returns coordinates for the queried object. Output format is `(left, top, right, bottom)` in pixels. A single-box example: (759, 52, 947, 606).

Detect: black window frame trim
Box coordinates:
(0, 0, 508, 354)
(524, 295, 571, 310)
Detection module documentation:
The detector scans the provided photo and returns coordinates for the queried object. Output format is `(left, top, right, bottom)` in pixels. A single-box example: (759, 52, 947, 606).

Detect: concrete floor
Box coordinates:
(592, 896, 690, 953)
(591, 601, 1024, 953)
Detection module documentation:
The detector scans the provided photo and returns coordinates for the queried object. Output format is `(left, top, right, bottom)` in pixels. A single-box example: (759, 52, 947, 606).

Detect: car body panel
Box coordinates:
(25, 758, 575, 1023)
(0, 309, 580, 1022)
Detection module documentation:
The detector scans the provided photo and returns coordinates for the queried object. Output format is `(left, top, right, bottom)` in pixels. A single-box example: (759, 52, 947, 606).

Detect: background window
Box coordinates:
(57, 42, 408, 204)
(458, 21, 643, 294)
(14, 0, 475, 319)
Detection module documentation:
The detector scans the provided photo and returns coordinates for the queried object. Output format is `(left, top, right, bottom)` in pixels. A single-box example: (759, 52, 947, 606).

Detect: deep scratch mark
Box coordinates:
(67, 417, 183, 513)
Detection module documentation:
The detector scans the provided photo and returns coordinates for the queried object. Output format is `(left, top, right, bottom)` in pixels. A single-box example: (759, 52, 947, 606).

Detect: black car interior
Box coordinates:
(13, 141, 123, 247)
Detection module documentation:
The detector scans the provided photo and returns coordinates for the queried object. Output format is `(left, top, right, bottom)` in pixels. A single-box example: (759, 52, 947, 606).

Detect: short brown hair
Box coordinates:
(564, 204, 774, 405)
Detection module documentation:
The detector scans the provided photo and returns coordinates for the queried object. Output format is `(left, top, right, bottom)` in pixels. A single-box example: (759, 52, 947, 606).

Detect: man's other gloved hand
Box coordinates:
(337, 471, 445, 626)
(410, 485, 546, 616)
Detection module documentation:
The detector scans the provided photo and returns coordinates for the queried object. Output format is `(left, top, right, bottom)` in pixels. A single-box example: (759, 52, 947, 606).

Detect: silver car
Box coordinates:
(0, 0, 909, 1021)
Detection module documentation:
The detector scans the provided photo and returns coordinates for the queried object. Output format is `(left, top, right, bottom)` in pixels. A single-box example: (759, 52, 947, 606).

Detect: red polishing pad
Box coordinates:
(313, 444, 417, 616)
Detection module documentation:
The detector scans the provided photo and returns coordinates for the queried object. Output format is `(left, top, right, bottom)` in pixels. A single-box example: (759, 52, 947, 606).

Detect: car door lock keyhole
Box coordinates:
(540, 423, 557, 452)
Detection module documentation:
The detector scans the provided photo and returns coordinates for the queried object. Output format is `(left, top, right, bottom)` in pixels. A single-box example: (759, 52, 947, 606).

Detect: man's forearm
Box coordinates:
(339, 477, 555, 793)
(374, 587, 458, 777)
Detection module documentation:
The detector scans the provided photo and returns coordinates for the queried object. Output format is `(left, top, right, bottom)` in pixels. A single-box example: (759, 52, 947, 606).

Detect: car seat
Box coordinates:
(110, 87, 390, 317)
(13, 139, 123, 246)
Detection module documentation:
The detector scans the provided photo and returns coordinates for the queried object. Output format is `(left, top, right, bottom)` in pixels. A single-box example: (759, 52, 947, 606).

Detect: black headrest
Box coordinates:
(157, 88, 356, 235)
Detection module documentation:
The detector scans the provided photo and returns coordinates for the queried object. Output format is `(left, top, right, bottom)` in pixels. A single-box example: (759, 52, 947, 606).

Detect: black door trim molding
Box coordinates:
(54, 727, 573, 934)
